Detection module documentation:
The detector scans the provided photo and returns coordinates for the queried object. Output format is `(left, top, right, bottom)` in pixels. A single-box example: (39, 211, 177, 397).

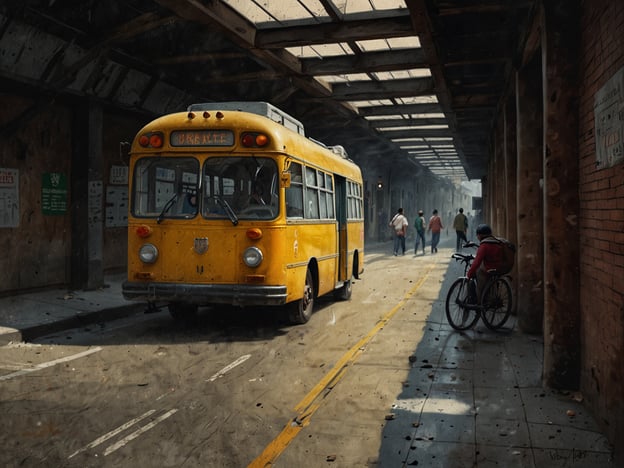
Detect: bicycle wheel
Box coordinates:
(445, 278, 480, 330)
(480, 277, 512, 330)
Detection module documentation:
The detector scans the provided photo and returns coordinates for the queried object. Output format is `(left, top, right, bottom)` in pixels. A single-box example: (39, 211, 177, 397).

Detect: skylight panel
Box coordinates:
(372, 69, 431, 80)
(349, 99, 394, 108)
(321, 73, 372, 83)
(286, 43, 352, 58)
(223, 0, 328, 26)
(222, 1, 274, 23)
(423, 137, 453, 142)
(365, 114, 402, 120)
(357, 36, 420, 51)
(380, 125, 448, 131)
(393, 138, 425, 143)
(336, 0, 407, 15)
(398, 95, 438, 104)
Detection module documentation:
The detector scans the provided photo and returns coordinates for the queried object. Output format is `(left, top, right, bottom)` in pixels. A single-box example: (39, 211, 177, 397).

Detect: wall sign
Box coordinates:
(109, 165, 128, 185)
(88, 180, 103, 261)
(105, 185, 128, 227)
(41, 172, 68, 215)
(0, 168, 19, 228)
(594, 66, 624, 168)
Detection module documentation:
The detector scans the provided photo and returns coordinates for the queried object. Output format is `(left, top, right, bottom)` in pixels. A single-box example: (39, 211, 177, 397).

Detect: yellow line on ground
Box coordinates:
(248, 263, 436, 468)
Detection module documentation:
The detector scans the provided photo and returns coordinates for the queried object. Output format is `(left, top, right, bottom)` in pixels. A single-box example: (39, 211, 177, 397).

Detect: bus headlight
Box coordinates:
(243, 247, 263, 267)
(139, 243, 158, 263)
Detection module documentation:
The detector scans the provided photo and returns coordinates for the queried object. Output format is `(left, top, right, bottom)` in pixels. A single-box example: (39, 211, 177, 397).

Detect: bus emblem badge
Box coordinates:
(194, 237, 209, 254)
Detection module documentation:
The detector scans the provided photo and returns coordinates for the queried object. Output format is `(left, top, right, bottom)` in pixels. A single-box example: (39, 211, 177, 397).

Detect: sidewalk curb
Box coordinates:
(0, 303, 143, 345)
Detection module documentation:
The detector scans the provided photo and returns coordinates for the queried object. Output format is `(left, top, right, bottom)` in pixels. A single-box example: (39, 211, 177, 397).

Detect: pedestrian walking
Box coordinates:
(389, 208, 408, 255)
(452, 208, 469, 251)
(413, 209, 426, 255)
(427, 209, 443, 253)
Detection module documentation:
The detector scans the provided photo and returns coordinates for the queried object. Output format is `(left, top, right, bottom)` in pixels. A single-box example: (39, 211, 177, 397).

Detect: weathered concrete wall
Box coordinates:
(0, 96, 72, 292)
(0, 93, 147, 293)
(577, 0, 624, 460)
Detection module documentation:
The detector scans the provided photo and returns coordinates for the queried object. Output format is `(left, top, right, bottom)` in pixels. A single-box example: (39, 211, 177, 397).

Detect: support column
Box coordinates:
(504, 96, 518, 312)
(541, 0, 581, 389)
(480, 175, 488, 226)
(71, 100, 104, 290)
(494, 118, 507, 236)
(493, 125, 505, 233)
(516, 53, 544, 334)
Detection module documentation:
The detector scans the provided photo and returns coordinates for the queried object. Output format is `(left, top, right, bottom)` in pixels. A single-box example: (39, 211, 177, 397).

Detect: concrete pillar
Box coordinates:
(71, 101, 104, 290)
(541, 0, 581, 389)
(504, 97, 518, 313)
(479, 175, 487, 226)
(516, 54, 544, 334)
(493, 121, 506, 234)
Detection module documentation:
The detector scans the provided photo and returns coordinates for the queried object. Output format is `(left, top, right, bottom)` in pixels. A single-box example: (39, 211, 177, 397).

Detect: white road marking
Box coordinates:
(206, 354, 252, 382)
(68, 409, 157, 459)
(103, 409, 178, 456)
(0, 347, 102, 381)
(327, 311, 336, 325)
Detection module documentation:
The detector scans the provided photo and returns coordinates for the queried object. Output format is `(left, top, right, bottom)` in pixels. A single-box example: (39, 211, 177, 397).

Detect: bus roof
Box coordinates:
(187, 102, 305, 136)
(135, 104, 361, 181)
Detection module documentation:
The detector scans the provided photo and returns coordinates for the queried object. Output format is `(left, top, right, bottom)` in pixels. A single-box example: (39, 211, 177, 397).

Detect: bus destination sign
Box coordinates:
(170, 130, 234, 147)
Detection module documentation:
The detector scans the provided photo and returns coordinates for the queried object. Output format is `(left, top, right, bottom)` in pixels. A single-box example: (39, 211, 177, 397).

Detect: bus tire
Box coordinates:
(333, 279, 352, 301)
(288, 268, 315, 324)
(168, 302, 198, 322)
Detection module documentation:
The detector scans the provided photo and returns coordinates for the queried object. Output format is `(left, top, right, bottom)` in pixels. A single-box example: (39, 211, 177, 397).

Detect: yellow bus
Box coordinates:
(122, 102, 364, 324)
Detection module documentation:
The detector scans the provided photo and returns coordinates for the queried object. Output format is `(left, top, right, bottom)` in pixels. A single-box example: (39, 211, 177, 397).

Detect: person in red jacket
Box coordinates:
(467, 224, 504, 301)
(427, 209, 443, 253)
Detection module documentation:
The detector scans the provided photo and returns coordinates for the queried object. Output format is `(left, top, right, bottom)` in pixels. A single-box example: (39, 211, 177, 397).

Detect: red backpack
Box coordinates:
(481, 236, 516, 274)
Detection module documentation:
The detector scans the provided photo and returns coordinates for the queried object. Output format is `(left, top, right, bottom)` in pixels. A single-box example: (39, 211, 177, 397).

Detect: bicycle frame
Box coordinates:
(446, 246, 513, 331)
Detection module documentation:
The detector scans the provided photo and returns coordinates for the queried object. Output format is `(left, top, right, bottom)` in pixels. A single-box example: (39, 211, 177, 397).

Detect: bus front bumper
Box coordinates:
(122, 281, 288, 306)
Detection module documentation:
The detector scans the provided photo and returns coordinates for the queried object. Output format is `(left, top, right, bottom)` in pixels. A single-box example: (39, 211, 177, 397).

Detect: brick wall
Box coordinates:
(578, 0, 624, 457)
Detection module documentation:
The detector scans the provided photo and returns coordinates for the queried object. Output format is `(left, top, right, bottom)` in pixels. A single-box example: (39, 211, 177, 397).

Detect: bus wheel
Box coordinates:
(333, 278, 352, 301)
(288, 269, 315, 324)
(168, 302, 198, 322)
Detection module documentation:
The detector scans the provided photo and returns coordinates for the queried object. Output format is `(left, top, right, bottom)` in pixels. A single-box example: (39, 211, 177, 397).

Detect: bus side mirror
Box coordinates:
(280, 172, 291, 188)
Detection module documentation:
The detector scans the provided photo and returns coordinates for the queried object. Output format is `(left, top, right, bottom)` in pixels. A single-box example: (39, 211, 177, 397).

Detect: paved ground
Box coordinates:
(0, 237, 617, 467)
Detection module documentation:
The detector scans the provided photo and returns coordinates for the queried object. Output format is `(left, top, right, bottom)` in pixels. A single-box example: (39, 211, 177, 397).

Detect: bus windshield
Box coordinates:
(132, 156, 279, 221)
(132, 157, 199, 219)
(203, 157, 279, 221)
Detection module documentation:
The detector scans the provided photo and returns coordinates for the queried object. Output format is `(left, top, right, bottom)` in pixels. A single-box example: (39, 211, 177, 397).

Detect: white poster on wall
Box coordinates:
(105, 185, 128, 227)
(88, 180, 103, 261)
(594, 66, 624, 168)
(0, 168, 19, 228)
(109, 165, 128, 185)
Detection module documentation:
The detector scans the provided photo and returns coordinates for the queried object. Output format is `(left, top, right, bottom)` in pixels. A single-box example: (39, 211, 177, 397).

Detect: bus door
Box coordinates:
(334, 175, 348, 283)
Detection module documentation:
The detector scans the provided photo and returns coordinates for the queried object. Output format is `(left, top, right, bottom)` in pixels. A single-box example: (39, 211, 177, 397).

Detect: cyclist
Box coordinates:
(466, 224, 505, 302)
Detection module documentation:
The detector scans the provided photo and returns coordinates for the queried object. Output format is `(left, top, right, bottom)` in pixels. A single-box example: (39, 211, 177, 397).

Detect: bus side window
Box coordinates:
(305, 166, 319, 219)
(286, 162, 304, 218)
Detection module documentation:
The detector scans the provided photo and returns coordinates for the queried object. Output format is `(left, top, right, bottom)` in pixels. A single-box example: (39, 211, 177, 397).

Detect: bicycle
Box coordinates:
(444, 244, 513, 331)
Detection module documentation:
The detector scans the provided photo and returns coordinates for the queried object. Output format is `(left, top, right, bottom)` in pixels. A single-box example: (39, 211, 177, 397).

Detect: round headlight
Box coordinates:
(139, 243, 158, 264)
(243, 246, 263, 267)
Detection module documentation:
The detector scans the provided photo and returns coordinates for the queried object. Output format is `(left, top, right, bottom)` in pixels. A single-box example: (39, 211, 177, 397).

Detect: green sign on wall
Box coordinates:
(42, 172, 68, 215)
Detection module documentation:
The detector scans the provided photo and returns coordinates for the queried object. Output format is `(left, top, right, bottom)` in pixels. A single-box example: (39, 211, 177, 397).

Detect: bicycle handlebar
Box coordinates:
(451, 252, 474, 264)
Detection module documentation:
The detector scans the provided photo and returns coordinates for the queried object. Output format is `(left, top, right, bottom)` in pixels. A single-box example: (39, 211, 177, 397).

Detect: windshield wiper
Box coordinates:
(216, 197, 239, 225)
(157, 194, 177, 224)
